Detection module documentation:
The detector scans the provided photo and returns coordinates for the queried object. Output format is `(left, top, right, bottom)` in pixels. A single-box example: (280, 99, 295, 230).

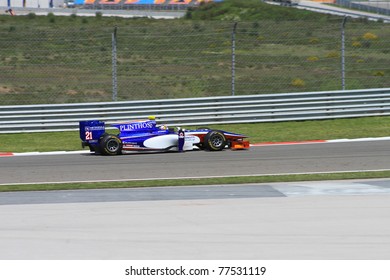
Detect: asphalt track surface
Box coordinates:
(1, 140, 390, 259)
(1, 140, 390, 184)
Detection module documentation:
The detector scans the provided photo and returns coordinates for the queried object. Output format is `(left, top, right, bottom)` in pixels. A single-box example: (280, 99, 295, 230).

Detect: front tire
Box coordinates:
(204, 130, 226, 151)
(99, 134, 122, 155)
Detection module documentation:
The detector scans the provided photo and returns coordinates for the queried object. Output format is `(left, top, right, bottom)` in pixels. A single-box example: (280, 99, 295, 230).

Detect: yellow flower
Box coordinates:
(373, 71, 385, 77)
(307, 56, 319, 62)
(352, 41, 362, 48)
(363, 32, 378, 40)
(291, 79, 305, 87)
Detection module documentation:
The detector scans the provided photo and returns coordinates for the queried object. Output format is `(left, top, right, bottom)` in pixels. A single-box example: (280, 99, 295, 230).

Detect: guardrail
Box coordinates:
(1, 88, 390, 133)
(297, 3, 390, 21)
(336, 0, 390, 17)
(297, 0, 390, 22)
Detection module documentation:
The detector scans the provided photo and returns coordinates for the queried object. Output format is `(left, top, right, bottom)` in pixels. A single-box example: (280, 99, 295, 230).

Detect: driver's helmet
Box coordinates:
(159, 125, 168, 130)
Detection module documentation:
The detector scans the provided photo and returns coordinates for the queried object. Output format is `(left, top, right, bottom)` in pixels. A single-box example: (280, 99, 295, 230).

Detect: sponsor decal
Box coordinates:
(119, 121, 155, 131)
(123, 144, 141, 148)
(85, 126, 105, 131)
(185, 136, 198, 142)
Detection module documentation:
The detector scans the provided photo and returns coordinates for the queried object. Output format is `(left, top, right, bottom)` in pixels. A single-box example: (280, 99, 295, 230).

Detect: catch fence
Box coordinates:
(0, 16, 389, 105)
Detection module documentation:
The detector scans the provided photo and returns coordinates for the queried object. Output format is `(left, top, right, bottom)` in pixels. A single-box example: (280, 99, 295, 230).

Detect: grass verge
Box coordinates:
(2, 171, 390, 192)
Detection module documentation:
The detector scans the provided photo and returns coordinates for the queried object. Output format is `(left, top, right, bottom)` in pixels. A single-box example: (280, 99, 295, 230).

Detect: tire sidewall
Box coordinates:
(204, 130, 226, 151)
(100, 134, 122, 155)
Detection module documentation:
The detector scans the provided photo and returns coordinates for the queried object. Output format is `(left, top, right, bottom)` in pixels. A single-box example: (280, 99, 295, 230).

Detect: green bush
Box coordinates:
(47, 13, 56, 23)
(26, 13, 36, 19)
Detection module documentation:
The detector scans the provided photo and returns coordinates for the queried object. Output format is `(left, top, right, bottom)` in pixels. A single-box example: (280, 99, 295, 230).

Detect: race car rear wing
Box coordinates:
(79, 120, 106, 143)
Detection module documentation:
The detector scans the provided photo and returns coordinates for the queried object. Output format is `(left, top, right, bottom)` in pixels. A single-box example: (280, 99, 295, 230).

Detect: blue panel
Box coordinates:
(79, 120, 105, 142)
(138, 0, 155, 4)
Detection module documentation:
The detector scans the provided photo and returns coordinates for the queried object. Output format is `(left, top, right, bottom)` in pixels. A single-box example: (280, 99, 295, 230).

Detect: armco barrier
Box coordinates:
(1, 88, 390, 133)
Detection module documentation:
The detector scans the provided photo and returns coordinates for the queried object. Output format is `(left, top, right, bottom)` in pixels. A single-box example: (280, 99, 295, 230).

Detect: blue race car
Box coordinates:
(79, 117, 249, 155)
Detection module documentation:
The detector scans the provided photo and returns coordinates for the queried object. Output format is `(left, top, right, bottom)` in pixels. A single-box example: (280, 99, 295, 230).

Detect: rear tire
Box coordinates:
(204, 130, 226, 151)
(99, 134, 122, 155)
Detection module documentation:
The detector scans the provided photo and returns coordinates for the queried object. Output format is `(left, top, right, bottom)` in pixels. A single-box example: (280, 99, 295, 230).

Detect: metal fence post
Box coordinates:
(231, 22, 238, 96)
(341, 16, 347, 91)
(112, 26, 118, 101)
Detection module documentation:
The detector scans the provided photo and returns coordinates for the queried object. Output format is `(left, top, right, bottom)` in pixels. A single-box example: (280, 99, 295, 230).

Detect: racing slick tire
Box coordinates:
(99, 134, 122, 155)
(204, 130, 227, 151)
